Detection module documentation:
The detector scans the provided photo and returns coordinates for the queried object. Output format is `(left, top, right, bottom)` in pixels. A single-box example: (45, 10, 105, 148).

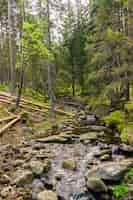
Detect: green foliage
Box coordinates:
(103, 110, 125, 130)
(121, 123, 133, 144)
(0, 84, 8, 92)
(22, 21, 49, 60)
(112, 185, 129, 199)
(127, 168, 133, 178)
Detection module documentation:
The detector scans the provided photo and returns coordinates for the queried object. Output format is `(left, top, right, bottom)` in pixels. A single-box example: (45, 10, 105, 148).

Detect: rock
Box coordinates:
(62, 159, 76, 170)
(1, 186, 11, 198)
(32, 179, 44, 192)
(32, 179, 45, 199)
(120, 144, 133, 155)
(37, 190, 58, 200)
(0, 174, 11, 184)
(86, 177, 107, 193)
(30, 161, 44, 175)
(36, 135, 68, 143)
(79, 115, 97, 125)
(80, 132, 98, 142)
(13, 169, 33, 186)
(87, 159, 133, 182)
(74, 125, 107, 134)
(43, 160, 51, 172)
(100, 154, 110, 161)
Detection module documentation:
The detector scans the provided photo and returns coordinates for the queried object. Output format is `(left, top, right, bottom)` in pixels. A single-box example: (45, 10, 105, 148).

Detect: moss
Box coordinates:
(62, 160, 76, 170)
(103, 110, 125, 130)
(121, 123, 133, 144)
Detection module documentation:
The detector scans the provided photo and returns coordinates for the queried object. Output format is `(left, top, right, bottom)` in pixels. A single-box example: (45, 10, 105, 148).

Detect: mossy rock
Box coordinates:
(62, 159, 76, 170)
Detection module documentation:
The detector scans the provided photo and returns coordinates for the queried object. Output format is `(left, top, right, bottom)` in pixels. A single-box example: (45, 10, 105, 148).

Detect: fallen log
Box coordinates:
(0, 93, 73, 116)
(0, 116, 21, 136)
(0, 116, 16, 123)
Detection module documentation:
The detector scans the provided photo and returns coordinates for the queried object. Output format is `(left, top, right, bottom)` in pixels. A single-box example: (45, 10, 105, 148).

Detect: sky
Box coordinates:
(28, 0, 89, 40)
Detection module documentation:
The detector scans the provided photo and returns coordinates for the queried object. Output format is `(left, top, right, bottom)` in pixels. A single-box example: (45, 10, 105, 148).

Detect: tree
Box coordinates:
(8, 0, 16, 93)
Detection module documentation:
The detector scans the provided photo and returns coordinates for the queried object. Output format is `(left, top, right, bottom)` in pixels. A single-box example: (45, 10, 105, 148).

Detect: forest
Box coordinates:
(0, 0, 133, 200)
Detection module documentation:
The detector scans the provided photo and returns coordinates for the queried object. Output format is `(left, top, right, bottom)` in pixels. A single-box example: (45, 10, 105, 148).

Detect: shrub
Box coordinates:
(112, 185, 129, 199)
(127, 168, 133, 178)
(103, 110, 125, 130)
(121, 123, 133, 144)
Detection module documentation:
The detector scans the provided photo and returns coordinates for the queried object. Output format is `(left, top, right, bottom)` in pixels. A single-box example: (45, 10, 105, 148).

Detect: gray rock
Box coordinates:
(32, 179, 45, 199)
(86, 177, 107, 192)
(87, 159, 133, 182)
(37, 190, 58, 200)
(13, 169, 33, 186)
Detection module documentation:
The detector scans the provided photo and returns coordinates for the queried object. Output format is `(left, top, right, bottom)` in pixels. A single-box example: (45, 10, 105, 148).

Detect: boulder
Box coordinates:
(62, 159, 76, 170)
(86, 177, 107, 193)
(13, 169, 33, 186)
(87, 159, 133, 182)
(32, 179, 45, 199)
(37, 190, 58, 200)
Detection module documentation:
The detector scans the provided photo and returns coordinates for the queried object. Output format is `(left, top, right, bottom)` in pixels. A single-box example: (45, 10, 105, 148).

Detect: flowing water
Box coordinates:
(42, 143, 100, 200)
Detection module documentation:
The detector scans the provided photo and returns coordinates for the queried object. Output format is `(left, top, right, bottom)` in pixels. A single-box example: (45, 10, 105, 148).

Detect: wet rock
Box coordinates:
(37, 190, 58, 200)
(62, 159, 76, 170)
(87, 159, 133, 182)
(32, 179, 45, 199)
(13, 169, 33, 186)
(86, 177, 107, 192)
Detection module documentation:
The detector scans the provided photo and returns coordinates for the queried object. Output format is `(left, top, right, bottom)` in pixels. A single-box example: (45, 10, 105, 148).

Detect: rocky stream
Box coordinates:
(0, 110, 133, 200)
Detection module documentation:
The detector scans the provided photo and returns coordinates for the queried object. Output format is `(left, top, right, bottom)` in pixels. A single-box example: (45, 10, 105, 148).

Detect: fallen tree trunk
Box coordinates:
(0, 116, 16, 123)
(0, 93, 73, 116)
(0, 116, 21, 136)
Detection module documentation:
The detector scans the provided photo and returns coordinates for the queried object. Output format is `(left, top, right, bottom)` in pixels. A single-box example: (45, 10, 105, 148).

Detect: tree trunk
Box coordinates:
(8, 0, 16, 93)
(46, 0, 55, 115)
(16, 0, 25, 109)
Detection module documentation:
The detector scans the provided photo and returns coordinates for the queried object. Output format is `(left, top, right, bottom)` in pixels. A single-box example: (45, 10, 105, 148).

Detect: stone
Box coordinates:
(32, 179, 45, 199)
(87, 159, 133, 182)
(37, 190, 58, 200)
(0, 174, 11, 184)
(30, 161, 44, 175)
(80, 132, 98, 141)
(120, 144, 133, 155)
(100, 154, 110, 161)
(1, 186, 12, 198)
(86, 177, 107, 193)
(36, 135, 68, 143)
(62, 159, 76, 170)
(13, 169, 33, 186)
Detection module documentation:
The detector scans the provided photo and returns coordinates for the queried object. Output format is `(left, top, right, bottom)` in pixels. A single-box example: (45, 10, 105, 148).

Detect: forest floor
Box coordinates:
(0, 92, 133, 200)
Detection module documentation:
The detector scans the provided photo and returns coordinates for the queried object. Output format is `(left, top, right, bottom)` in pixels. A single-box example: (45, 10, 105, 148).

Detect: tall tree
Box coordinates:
(8, 0, 16, 93)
